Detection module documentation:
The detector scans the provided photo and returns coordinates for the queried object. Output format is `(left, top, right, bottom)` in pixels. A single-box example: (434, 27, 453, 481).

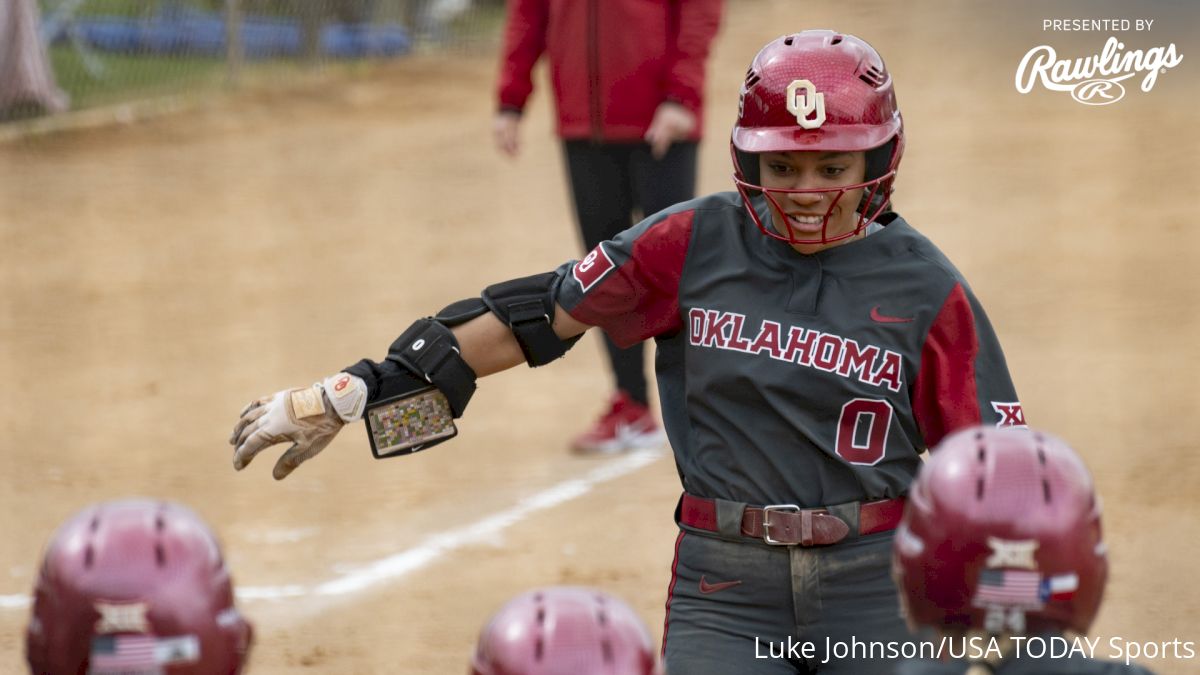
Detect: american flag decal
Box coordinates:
(972, 569, 1044, 608)
(90, 634, 158, 672)
(89, 633, 200, 672)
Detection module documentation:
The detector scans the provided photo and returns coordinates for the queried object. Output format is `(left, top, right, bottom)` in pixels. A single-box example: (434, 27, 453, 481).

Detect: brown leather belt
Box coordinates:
(679, 493, 905, 546)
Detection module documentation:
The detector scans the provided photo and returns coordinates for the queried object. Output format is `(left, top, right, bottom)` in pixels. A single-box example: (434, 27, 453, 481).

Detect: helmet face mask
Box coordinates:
(892, 427, 1108, 638)
(470, 586, 657, 675)
(25, 499, 253, 675)
(731, 31, 905, 247)
(732, 149, 896, 246)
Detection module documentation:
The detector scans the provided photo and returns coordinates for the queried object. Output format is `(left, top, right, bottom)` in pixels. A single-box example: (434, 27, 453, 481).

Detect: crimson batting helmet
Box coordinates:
(893, 427, 1107, 636)
(732, 30, 905, 245)
(470, 587, 657, 675)
(25, 499, 253, 675)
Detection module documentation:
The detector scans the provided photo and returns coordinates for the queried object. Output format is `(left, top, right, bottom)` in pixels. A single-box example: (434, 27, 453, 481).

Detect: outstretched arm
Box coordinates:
(230, 201, 696, 479)
(229, 296, 591, 480)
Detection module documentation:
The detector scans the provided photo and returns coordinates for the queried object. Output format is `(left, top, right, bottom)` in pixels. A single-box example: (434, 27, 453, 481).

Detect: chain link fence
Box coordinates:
(2, 0, 504, 122)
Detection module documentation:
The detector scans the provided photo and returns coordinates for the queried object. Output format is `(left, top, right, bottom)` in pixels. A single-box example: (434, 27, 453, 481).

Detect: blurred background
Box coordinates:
(3, 0, 503, 123)
(1, 0, 1197, 673)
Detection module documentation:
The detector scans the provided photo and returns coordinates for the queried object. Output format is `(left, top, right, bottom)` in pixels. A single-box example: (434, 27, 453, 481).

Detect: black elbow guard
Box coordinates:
(344, 319, 477, 459)
(435, 271, 582, 368)
(345, 319, 477, 417)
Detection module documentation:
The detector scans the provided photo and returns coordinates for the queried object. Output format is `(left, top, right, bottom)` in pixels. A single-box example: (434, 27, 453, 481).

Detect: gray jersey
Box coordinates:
(556, 192, 1022, 506)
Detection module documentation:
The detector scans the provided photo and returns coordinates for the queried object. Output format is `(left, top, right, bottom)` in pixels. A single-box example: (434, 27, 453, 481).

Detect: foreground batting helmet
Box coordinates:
(732, 30, 905, 245)
(893, 427, 1107, 636)
(470, 586, 657, 675)
(25, 499, 253, 674)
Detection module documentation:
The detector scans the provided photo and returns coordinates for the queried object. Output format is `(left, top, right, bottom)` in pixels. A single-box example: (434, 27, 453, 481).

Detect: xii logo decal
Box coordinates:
(985, 537, 1039, 570)
(94, 601, 150, 634)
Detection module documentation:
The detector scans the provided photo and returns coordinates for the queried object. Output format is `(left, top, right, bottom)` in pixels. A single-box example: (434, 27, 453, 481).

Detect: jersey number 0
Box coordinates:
(835, 398, 893, 465)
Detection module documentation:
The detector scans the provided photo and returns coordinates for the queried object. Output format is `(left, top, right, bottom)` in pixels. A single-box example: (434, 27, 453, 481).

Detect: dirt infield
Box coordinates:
(1, 1, 1197, 672)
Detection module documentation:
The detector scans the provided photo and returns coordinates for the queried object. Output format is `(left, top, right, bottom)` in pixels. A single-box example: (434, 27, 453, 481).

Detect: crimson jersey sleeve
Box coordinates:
(912, 281, 1024, 449)
(555, 208, 696, 347)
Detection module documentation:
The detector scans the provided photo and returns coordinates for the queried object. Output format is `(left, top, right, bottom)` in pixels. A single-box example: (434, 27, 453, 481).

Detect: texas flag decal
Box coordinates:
(572, 244, 616, 293)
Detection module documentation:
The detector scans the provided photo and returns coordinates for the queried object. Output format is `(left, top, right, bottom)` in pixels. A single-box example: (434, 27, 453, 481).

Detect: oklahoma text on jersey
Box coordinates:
(687, 307, 903, 393)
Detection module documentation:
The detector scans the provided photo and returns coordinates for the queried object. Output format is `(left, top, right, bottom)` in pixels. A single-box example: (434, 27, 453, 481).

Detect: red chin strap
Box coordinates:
(732, 171, 895, 246)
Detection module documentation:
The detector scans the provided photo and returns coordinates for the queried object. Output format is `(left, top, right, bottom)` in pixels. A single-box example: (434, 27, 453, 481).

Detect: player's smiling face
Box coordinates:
(758, 151, 868, 254)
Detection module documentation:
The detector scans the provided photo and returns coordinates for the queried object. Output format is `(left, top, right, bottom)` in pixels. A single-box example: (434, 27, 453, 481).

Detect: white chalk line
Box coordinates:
(0, 448, 664, 611)
(0, 596, 29, 610)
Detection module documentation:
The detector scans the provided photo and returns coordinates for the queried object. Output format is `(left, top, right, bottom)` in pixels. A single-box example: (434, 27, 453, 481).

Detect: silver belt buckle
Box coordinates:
(761, 504, 801, 545)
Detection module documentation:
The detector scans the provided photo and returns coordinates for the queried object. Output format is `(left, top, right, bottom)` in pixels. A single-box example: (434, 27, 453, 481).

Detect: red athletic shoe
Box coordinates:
(570, 391, 665, 454)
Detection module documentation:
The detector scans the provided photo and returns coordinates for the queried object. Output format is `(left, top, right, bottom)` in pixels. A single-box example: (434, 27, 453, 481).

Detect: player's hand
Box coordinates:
(644, 101, 697, 160)
(229, 373, 367, 480)
(493, 111, 521, 157)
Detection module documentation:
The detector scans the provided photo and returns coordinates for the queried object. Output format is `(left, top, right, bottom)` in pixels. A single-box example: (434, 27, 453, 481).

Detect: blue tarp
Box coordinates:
(48, 9, 411, 59)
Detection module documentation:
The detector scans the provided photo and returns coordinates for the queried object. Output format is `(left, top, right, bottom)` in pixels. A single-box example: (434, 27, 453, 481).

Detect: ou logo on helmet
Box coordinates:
(787, 79, 826, 129)
(1071, 78, 1126, 105)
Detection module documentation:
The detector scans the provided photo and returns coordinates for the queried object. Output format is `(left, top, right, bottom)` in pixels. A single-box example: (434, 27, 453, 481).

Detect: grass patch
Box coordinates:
(47, 0, 174, 19)
(35, 0, 505, 111)
(50, 45, 226, 109)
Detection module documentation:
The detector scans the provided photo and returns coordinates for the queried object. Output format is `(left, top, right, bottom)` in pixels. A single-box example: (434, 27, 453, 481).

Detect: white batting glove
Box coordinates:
(229, 373, 368, 480)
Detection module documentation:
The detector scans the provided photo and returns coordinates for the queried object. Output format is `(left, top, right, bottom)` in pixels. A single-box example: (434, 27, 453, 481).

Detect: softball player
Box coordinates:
(231, 31, 1022, 673)
(894, 426, 1154, 675)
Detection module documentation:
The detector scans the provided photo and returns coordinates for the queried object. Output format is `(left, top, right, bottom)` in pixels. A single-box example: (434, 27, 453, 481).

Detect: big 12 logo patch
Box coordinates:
(991, 401, 1027, 428)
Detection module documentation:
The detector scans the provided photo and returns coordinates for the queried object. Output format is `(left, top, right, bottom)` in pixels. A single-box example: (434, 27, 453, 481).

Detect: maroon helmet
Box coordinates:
(893, 427, 1107, 636)
(25, 499, 253, 674)
(731, 30, 905, 245)
(469, 587, 657, 675)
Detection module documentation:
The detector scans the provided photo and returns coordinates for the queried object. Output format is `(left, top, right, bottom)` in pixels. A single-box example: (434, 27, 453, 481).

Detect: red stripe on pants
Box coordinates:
(660, 530, 685, 660)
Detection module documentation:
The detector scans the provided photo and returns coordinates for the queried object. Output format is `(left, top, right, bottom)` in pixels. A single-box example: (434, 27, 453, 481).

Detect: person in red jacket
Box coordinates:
(493, 0, 722, 454)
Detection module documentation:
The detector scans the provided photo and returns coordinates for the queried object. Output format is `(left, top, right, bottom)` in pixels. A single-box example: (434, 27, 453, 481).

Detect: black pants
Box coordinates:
(562, 139, 699, 405)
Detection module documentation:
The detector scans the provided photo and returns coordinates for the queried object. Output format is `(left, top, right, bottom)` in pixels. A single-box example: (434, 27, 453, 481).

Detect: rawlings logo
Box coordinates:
(786, 79, 826, 128)
(1015, 37, 1183, 105)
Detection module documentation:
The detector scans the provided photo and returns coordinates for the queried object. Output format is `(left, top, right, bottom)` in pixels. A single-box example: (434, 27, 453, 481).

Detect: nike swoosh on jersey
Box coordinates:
(870, 306, 915, 323)
(698, 576, 743, 594)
